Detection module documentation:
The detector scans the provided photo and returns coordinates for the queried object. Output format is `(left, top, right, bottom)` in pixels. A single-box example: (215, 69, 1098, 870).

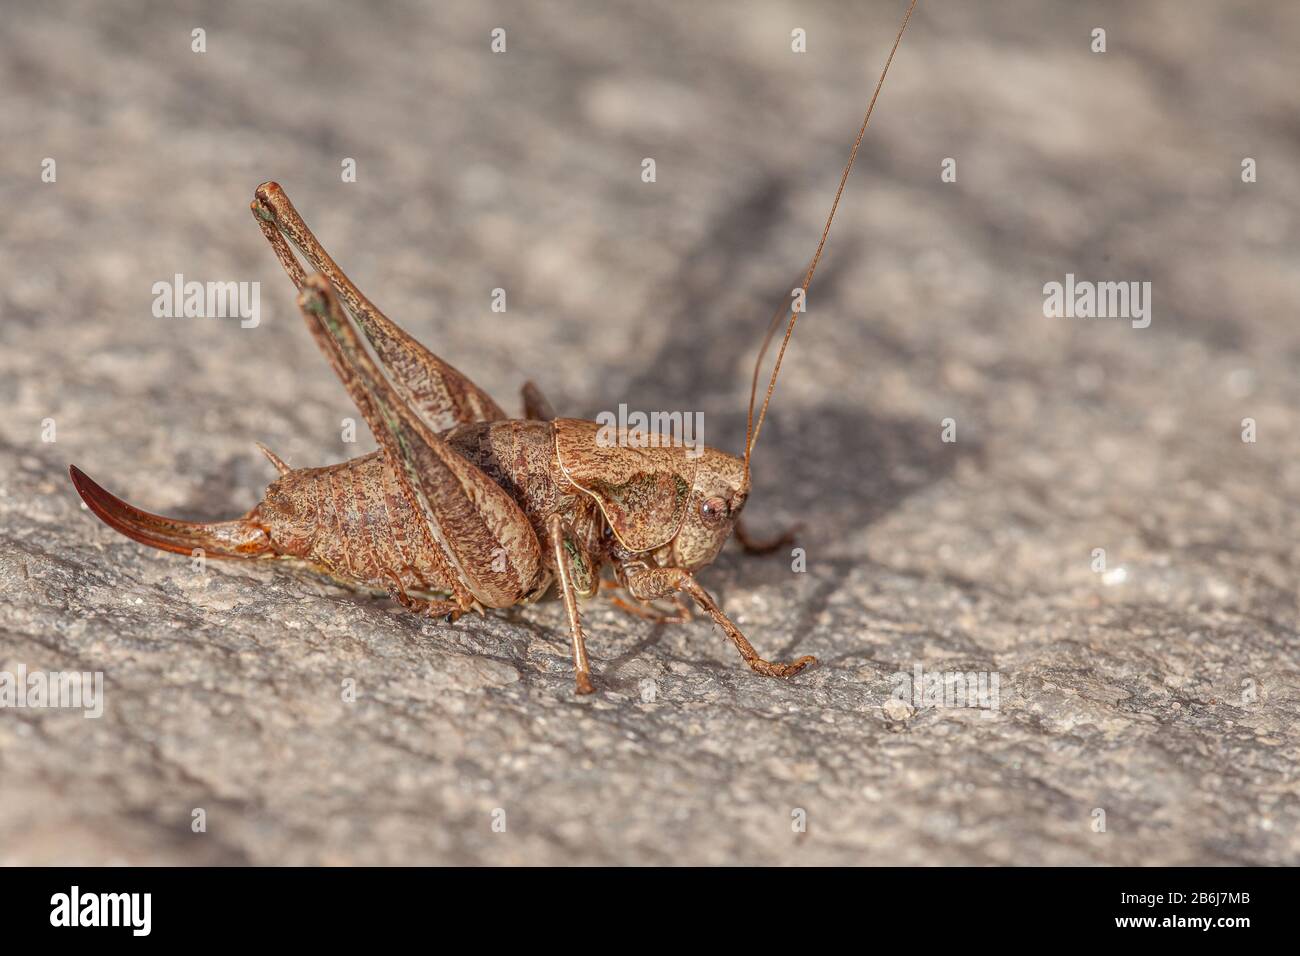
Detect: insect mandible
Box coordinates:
(69, 1, 917, 694)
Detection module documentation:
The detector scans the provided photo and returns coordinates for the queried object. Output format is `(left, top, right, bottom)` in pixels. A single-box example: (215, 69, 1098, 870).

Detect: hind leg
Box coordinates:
(379, 570, 464, 623)
(294, 275, 543, 611)
(252, 182, 507, 431)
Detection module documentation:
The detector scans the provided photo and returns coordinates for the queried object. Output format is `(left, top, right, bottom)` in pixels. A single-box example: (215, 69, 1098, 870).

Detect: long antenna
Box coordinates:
(744, 0, 917, 476)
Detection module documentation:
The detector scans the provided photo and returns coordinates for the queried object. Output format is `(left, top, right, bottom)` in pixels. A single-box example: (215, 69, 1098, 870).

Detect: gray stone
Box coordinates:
(1, 0, 1297, 865)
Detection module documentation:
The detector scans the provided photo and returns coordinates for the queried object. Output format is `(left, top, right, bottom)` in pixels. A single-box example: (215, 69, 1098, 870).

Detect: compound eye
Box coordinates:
(699, 496, 728, 527)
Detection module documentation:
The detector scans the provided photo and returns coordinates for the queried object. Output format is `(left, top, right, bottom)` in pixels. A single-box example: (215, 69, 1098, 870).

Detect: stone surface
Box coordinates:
(2, 0, 1298, 865)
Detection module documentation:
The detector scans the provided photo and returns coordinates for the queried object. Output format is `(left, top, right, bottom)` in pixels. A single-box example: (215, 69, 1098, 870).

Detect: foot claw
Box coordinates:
(781, 655, 817, 677)
(752, 655, 817, 679)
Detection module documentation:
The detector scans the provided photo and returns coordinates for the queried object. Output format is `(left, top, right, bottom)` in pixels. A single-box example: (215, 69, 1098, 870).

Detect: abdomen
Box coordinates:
(257, 450, 456, 597)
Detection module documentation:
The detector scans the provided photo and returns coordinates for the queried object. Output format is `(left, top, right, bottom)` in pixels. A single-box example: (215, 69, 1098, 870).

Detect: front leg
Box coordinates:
(623, 566, 815, 679)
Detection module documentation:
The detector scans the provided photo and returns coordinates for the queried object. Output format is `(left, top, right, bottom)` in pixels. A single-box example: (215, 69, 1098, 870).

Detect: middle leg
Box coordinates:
(548, 514, 597, 694)
(600, 579, 692, 624)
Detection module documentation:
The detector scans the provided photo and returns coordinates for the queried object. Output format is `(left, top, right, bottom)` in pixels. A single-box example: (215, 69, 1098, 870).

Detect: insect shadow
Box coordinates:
(599, 171, 978, 561)
(582, 170, 981, 681)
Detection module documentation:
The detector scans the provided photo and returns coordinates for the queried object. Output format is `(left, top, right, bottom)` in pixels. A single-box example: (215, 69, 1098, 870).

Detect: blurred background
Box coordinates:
(1, 0, 1298, 865)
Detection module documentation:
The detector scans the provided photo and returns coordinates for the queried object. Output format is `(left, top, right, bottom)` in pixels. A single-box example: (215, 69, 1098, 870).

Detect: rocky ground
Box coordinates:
(1, 0, 1298, 865)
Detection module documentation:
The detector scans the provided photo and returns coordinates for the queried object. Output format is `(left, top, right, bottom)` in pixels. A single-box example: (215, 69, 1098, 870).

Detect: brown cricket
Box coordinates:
(69, 2, 916, 694)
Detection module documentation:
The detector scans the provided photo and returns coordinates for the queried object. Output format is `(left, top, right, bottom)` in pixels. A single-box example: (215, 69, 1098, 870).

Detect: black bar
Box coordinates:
(0, 866, 1280, 942)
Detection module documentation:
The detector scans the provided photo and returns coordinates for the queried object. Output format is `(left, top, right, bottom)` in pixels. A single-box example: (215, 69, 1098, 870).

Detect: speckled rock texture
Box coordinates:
(2, 0, 1297, 865)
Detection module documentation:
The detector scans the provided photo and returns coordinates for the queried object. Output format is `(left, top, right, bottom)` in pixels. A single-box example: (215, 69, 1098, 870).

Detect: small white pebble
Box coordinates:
(1102, 567, 1128, 586)
(883, 697, 914, 721)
